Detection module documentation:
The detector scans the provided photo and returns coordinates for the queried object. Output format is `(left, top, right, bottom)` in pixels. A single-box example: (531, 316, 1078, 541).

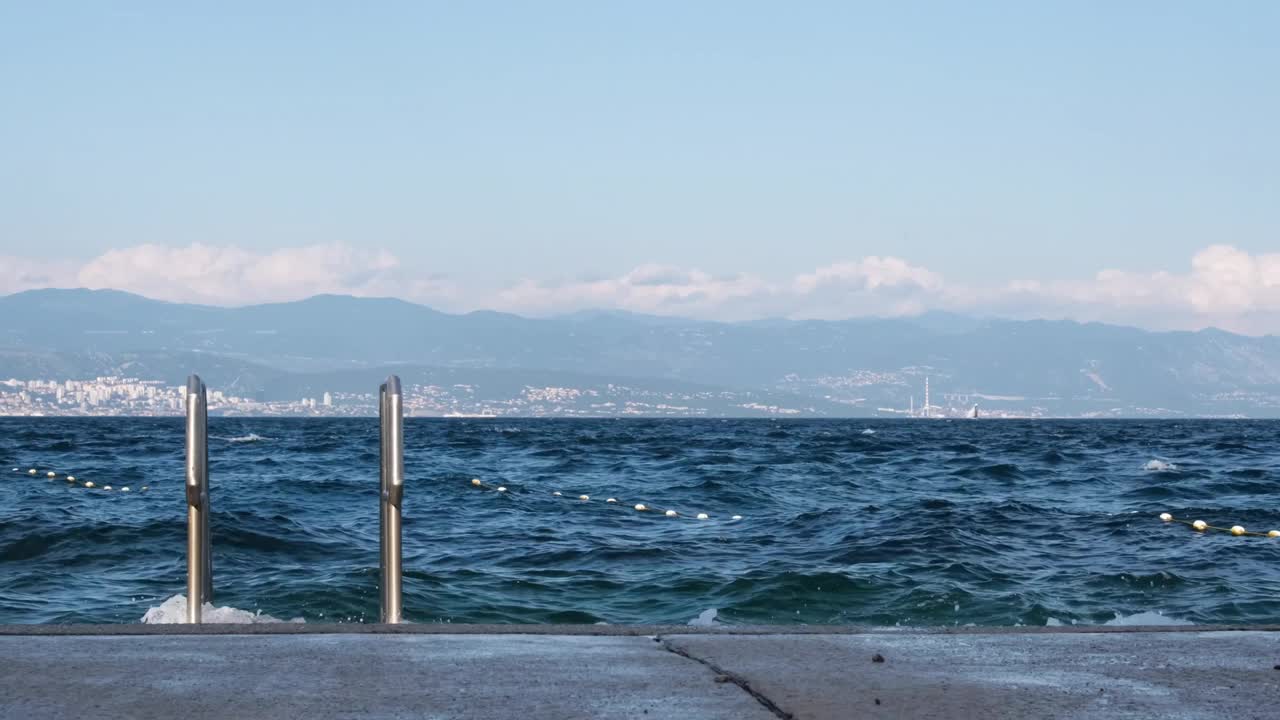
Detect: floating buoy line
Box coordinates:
(12, 467, 148, 494)
(1159, 512, 1278, 538)
(469, 478, 742, 523)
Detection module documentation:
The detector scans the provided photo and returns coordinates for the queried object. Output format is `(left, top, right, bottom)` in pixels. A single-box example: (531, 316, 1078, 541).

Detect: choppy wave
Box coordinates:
(2, 417, 1279, 625)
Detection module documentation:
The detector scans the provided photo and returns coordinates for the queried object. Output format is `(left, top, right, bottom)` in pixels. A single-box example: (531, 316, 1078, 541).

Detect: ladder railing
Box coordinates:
(179, 374, 407, 623)
(185, 375, 212, 623)
(379, 375, 405, 623)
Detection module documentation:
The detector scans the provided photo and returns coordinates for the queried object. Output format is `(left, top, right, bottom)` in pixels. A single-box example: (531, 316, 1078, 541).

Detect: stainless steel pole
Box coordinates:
(185, 375, 212, 623)
(379, 375, 404, 623)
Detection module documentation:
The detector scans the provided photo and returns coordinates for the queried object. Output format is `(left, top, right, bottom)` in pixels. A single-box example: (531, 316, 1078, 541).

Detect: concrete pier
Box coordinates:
(1, 626, 1277, 719)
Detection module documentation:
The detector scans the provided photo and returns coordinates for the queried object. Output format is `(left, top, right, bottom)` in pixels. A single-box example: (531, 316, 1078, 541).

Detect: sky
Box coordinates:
(1, 2, 1277, 333)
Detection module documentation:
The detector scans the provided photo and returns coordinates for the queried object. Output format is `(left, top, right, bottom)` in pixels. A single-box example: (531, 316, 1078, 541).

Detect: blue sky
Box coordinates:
(1, 2, 1277, 331)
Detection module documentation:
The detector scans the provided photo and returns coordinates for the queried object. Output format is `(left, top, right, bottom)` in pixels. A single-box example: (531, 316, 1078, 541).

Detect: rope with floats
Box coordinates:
(13, 467, 148, 493)
(469, 478, 742, 523)
(1159, 512, 1278, 538)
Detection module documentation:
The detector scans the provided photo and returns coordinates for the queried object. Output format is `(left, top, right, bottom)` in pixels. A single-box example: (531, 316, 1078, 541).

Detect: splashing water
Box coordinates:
(688, 608, 719, 627)
(1144, 459, 1178, 472)
(1102, 610, 1193, 627)
(141, 595, 303, 624)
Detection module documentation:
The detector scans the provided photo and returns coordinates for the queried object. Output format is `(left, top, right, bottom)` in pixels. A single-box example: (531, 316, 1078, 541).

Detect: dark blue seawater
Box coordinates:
(2, 418, 1279, 626)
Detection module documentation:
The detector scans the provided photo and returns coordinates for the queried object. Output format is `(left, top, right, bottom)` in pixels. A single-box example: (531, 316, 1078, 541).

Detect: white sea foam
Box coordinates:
(861, 428, 876, 435)
(1103, 610, 1193, 627)
(1143, 459, 1178, 473)
(1044, 612, 1191, 627)
(688, 608, 719, 626)
(141, 594, 303, 624)
(221, 433, 270, 443)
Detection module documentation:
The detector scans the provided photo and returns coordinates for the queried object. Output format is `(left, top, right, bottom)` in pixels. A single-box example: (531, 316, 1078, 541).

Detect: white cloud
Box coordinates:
(1, 243, 463, 308)
(72, 243, 405, 305)
(2, 242, 1278, 334)
(496, 264, 773, 319)
(490, 246, 1280, 333)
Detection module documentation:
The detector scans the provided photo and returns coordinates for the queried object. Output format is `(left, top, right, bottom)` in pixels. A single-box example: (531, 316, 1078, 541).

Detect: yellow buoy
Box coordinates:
(665, 510, 678, 517)
(471, 478, 482, 486)
(1192, 520, 1207, 531)
(1159, 512, 1172, 522)
(634, 504, 647, 511)
(1230, 525, 1245, 536)
(579, 495, 590, 501)
(697, 513, 709, 520)
(1269, 530, 1279, 538)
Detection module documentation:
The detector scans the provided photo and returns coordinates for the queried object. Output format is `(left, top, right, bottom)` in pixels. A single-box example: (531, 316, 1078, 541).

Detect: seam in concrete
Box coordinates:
(656, 635, 794, 720)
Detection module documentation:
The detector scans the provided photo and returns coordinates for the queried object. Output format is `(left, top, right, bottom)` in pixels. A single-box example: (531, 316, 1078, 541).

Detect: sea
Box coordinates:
(1, 418, 1278, 627)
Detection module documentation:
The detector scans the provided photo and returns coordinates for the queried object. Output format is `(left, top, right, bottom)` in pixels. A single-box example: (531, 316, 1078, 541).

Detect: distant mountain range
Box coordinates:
(2, 288, 1279, 417)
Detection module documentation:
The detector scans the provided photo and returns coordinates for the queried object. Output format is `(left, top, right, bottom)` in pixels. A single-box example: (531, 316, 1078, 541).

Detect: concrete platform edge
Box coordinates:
(2, 622, 1278, 636)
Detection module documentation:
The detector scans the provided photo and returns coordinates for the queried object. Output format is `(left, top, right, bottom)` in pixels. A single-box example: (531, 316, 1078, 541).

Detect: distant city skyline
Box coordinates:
(1, 3, 1277, 333)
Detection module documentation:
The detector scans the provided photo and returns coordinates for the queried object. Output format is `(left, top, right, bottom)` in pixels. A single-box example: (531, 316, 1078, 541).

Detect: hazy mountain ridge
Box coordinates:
(2, 288, 1278, 416)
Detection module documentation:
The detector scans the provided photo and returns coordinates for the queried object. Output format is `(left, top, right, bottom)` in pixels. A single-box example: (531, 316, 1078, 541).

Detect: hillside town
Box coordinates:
(0, 376, 819, 418)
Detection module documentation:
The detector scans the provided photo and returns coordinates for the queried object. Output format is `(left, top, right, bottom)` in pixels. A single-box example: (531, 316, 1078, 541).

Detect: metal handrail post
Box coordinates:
(379, 375, 405, 623)
(185, 375, 212, 623)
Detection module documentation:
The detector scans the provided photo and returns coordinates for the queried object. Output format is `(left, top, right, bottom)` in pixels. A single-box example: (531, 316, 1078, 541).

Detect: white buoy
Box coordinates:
(606, 498, 617, 503)
(634, 504, 647, 511)
(664, 510, 677, 517)
(28, 468, 37, 475)
(579, 495, 590, 501)
(141, 486, 149, 491)
(1269, 530, 1280, 538)
(11, 468, 18, 472)
(67, 475, 76, 482)
(1192, 520, 1207, 531)
(103, 486, 112, 491)
(84, 481, 95, 488)
(121, 487, 130, 492)
(553, 491, 562, 497)
(697, 513, 709, 520)
(471, 478, 482, 486)
(47, 471, 56, 478)
(497, 486, 507, 493)
(1230, 525, 1246, 536)
(1159, 512, 1172, 522)
(731, 515, 743, 521)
